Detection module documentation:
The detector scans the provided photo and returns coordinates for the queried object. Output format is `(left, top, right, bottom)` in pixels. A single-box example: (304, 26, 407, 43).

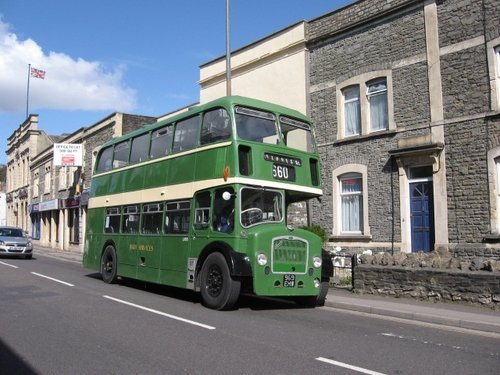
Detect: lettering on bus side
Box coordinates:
(129, 244, 154, 252)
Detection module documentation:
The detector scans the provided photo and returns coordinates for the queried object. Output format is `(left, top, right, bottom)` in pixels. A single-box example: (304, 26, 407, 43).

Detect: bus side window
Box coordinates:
(96, 147, 113, 173)
(200, 108, 231, 145)
(104, 207, 121, 233)
(150, 126, 173, 159)
(173, 116, 199, 153)
(165, 201, 190, 234)
(194, 191, 211, 229)
(213, 188, 235, 233)
(113, 141, 130, 169)
(122, 205, 140, 234)
(142, 203, 163, 234)
(130, 133, 150, 164)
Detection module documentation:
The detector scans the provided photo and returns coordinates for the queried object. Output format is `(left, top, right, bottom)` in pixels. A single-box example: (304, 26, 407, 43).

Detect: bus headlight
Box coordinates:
(257, 253, 268, 266)
(313, 256, 322, 268)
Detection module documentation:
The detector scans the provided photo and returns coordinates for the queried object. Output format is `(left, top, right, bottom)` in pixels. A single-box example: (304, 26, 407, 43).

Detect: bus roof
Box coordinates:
(100, 96, 310, 149)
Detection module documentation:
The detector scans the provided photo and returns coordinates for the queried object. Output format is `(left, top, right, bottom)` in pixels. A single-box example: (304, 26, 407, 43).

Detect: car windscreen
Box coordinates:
(0, 228, 24, 237)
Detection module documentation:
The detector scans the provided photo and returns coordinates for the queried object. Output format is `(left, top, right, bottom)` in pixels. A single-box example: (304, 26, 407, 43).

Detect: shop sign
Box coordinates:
(39, 199, 59, 211)
(54, 143, 83, 166)
(30, 203, 40, 214)
(62, 197, 80, 208)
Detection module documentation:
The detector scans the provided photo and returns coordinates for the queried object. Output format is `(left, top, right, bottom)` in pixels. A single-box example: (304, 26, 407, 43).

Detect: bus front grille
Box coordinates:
(272, 237, 308, 273)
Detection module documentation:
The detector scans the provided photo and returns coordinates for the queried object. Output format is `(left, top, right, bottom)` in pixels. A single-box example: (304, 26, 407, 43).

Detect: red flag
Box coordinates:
(31, 67, 46, 79)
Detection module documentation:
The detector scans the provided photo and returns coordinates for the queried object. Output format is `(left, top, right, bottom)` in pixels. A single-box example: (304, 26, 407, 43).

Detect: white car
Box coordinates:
(0, 226, 33, 259)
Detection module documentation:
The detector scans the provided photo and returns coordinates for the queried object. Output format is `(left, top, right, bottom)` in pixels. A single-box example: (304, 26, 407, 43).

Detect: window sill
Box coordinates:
(483, 234, 500, 243)
(330, 234, 372, 242)
(318, 129, 397, 148)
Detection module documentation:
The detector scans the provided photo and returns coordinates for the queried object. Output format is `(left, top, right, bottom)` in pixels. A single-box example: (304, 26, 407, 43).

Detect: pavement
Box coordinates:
(32, 245, 500, 335)
(325, 288, 500, 335)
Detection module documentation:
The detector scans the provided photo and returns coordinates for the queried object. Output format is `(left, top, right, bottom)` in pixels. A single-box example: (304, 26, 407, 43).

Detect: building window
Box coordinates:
(496, 45, 500, 110)
(496, 156, 500, 233)
(33, 177, 39, 198)
(337, 72, 393, 140)
(44, 167, 51, 194)
(343, 86, 361, 136)
(332, 164, 370, 237)
(487, 145, 500, 235)
(367, 78, 388, 131)
(340, 174, 363, 233)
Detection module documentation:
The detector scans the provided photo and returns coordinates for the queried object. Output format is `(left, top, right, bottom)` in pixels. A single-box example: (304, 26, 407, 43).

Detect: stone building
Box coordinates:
(0, 181, 6, 226)
(6, 115, 54, 229)
(28, 112, 155, 251)
(306, 0, 500, 257)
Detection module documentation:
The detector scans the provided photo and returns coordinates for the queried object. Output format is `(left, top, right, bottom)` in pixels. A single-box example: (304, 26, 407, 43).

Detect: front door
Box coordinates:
(410, 181, 434, 252)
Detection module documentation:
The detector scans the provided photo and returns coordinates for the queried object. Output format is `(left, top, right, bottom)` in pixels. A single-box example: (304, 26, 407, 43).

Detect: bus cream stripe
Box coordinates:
(89, 177, 322, 208)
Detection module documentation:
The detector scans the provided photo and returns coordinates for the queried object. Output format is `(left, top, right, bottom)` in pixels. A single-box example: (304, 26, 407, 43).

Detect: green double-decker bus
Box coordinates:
(83, 96, 330, 310)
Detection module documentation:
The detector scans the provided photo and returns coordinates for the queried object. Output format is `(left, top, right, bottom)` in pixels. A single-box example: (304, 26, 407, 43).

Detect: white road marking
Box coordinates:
(31, 272, 75, 287)
(316, 357, 387, 375)
(103, 295, 216, 330)
(0, 261, 19, 268)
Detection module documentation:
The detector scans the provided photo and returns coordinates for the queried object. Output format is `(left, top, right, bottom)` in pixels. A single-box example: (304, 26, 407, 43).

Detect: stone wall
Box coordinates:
(354, 251, 500, 309)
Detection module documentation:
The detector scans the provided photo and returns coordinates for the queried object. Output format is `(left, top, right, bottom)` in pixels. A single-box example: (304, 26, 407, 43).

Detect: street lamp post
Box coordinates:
(225, 0, 231, 96)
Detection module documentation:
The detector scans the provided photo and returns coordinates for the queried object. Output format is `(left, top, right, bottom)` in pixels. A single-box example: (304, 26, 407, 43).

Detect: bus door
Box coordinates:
(159, 201, 191, 288)
(188, 191, 212, 289)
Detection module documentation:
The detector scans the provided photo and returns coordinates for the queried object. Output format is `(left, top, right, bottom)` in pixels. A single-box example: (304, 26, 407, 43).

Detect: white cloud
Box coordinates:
(0, 19, 136, 113)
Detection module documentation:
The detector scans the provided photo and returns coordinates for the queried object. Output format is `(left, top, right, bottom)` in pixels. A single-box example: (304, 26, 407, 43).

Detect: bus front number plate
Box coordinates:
(283, 274, 295, 287)
(272, 164, 295, 181)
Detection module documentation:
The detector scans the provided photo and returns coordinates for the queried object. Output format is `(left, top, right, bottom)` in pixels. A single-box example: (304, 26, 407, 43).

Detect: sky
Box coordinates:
(0, 0, 353, 165)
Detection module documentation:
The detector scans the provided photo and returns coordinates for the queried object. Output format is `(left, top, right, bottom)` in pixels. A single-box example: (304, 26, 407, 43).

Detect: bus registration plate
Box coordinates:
(272, 164, 295, 181)
(283, 274, 295, 287)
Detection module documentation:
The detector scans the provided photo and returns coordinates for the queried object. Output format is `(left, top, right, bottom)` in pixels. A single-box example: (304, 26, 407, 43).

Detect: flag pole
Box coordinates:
(26, 63, 31, 119)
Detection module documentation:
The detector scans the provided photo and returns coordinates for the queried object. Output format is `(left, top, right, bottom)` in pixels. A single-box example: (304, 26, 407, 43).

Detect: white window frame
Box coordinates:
(486, 39, 500, 111)
(340, 173, 363, 233)
(44, 167, 51, 194)
(343, 85, 361, 137)
(332, 164, 370, 237)
(495, 45, 500, 111)
(487, 147, 500, 235)
(367, 78, 388, 132)
(337, 71, 394, 140)
(33, 177, 39, 198)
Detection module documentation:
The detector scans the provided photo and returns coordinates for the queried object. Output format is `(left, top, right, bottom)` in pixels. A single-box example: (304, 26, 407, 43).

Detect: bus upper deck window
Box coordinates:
(279, 116, 316, 153)
(113, 141, 130, 169)
(235, 107, 278, 144)
(150, 126, 173, 159)
(96, 147, 113, 173)
(201, 108, 231, 145)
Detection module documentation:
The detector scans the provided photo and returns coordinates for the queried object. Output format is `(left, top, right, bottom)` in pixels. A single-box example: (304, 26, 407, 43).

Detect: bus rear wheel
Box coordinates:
(101, 245, 118, 284)
(200, 252, 240, 310)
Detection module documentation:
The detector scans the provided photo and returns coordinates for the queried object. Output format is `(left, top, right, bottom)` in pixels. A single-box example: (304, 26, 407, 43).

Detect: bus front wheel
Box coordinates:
(200, 252, 240, 310)
(101, 245, 118, 284)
